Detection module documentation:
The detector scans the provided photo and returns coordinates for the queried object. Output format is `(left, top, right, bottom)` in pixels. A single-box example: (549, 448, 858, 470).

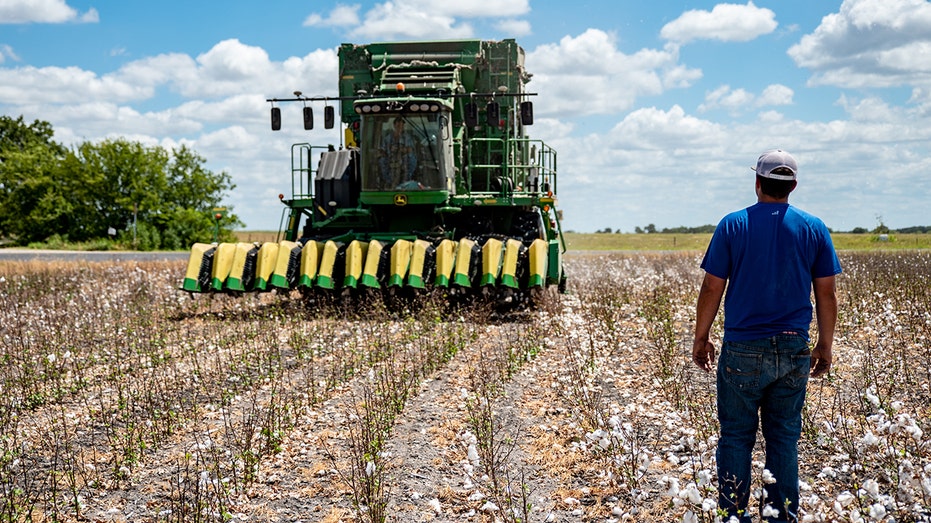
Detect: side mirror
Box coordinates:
(324, 106, 335, 129)
(465, 103, 478, 128)
(271, 107, 281, 131)
(520, 101, 533, 126)
(303, 107, 314, 130)
(486, 101, 499, 127)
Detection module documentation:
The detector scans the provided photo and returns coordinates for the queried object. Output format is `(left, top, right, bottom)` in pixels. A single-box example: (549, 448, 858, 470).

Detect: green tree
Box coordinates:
(73, 139, 241, 250)
(0, 116, 70, 243)
(0, 116, 240, 249)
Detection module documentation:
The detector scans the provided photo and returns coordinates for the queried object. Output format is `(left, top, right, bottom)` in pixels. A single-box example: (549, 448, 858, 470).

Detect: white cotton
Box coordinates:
(860, 431, 880, 447)
(836, 491, 855, 507)
(869, 503, 886, 518)
(862, 478, 880, 497)
(427, 498, 441, 514)
(762, 469, 776, 484)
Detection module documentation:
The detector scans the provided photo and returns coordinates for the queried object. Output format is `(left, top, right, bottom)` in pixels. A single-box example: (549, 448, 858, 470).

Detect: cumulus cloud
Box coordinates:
(495, 18, 531, 37)
(788, 0, 931, 94)
(349, 3, 473, 40)
(699, 84, 793, 113)
(306, 0, 531, 40)
(0, 0, 98, 24)
(304, 4, 360, 28)
(660, 2, 777, 44)
(527, 30, 700, 116)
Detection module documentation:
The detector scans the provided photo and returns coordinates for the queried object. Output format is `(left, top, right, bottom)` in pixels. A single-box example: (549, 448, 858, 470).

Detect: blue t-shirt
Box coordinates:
(701, 202, 842, 342)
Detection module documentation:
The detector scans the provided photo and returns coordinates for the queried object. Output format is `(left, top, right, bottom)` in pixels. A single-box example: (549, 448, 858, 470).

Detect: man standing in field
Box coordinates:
(692, 150, 841, 522)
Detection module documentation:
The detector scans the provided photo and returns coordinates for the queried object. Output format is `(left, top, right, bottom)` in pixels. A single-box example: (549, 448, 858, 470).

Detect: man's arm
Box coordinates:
(692, 272, 726, 372)
(811, 275, 837, 378)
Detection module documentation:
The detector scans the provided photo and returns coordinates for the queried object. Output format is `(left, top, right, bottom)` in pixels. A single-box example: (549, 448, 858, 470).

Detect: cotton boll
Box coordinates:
(868, 503, 886, 518)
(762, 469, 776, 484)
(467, 444, 479, 464)
(864, 387, 880, 409)
(468, 491, 485, 502)
(836, 491, 855, 507)
(862, 478, 880, 498)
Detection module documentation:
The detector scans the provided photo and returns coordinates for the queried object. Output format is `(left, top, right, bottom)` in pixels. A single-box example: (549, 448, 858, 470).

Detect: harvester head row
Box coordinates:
(182, 235, 554, 303)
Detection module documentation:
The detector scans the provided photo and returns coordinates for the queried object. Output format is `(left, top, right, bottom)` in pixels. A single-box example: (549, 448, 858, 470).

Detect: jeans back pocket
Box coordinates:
(720, 346, 762, 390)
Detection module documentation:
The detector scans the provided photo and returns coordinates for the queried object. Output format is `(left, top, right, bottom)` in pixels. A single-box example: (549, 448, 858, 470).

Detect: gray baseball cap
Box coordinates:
(752, 149, 797, 181)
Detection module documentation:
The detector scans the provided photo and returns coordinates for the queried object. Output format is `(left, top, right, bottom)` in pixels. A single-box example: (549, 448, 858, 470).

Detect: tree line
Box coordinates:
(0, 115, 241, 249)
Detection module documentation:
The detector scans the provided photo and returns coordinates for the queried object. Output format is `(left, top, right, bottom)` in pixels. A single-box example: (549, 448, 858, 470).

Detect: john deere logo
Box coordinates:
(393, 194, 408, 206)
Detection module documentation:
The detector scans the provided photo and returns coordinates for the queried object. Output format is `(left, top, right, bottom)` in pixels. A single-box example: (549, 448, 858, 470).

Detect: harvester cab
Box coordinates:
(183, 39, 567, 306)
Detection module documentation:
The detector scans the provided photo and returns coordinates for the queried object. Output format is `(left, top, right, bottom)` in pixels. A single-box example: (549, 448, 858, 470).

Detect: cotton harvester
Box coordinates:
(182, 39, 566, 306)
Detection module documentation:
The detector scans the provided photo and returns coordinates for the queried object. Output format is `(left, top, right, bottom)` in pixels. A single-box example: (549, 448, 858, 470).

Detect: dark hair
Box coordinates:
(757, 175, 796, 199)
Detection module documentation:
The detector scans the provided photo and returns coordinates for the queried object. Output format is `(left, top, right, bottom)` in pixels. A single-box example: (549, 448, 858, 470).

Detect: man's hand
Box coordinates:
(692, 338, 715, 373)
(811, 275, 837, 379)
(692, 273, 725, 374)
(810, 340, 832, 378)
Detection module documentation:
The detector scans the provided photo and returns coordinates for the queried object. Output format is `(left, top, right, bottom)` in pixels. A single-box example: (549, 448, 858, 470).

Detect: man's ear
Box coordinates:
(790, 180, 798, 193)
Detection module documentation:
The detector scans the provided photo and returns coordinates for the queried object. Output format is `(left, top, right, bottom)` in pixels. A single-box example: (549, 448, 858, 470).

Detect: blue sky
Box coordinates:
(2, 0, 930, 233)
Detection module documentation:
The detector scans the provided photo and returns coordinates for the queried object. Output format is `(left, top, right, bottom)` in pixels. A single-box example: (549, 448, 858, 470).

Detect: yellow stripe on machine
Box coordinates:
(226, 242, 258, 291)
(360, 240, 385, 288)
(388, 239, 413, 287)
(453, 238, 476, 287)
(434, 239, 456, 287)
(480, 238, 504, 286)
(210, 242, 237, 290)
(298, 240, 322, 288)
(500, 238, 523, 289)
(316, 240, 341, 289)
(182, 242, 215, 292)
(270, 240, 301, 290)
(253, 242, 280, 291)
(528, 238, 548, 287)
(343, 240, 368, 288)
(407, 239, 432, 289)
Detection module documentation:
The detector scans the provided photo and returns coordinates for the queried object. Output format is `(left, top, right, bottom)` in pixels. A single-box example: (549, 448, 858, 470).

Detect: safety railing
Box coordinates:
(465, 137, 557, 198)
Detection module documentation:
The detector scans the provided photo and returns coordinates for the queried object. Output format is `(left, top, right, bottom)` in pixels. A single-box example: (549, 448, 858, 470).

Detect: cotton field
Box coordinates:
(0, 251, 928, 522)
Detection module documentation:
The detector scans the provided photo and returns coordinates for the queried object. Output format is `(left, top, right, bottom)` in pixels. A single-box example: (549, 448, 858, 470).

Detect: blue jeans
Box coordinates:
(716, 335, 810, 523)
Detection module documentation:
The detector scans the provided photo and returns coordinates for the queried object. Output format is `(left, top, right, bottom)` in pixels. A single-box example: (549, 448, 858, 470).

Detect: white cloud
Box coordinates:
(304, 4, 360, 27)
(660, 2, 777, 44)
(788, 0, 931, 92)
(495, 18, 531, 37)
(0, 44, 19, 63)
(759, 84, 794, 106)
(699, 84, 793, 113)
(527, 30, 700, 116)
(307, 0, 531, 40)
(417, 0, 530, 18)
(349, 3, 473, 40)
(0, 0, 98, 24)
